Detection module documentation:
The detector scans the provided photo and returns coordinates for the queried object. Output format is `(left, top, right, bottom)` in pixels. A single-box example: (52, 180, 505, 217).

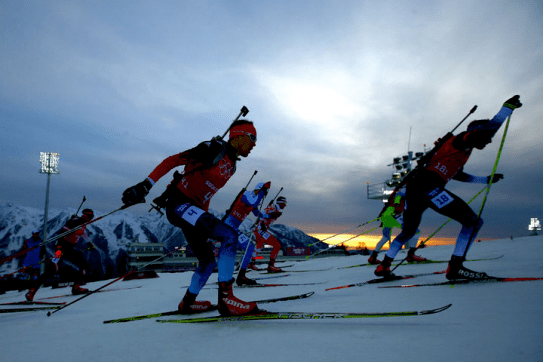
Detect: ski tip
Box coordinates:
(419, 303, 452, 315)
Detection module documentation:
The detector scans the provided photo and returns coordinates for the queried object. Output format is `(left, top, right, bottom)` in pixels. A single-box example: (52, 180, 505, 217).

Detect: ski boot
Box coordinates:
(267, 259, 283, 273)
(374, 256, 394, 277)
(406, 248, 427, 262)
(25, 287, 38, 302)
(367, 251, 381, 265)
(218, 278, 260, 316)
(178, 291, 212, 314)
(247, 260, 259, 271)
(236, 269, 258, 286)
(71, 284, 90, 295)
(446, 255, 489, 280)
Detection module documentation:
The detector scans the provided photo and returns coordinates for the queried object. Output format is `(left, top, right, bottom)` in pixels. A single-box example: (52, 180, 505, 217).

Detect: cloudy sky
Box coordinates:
(1, 0, 542, 241)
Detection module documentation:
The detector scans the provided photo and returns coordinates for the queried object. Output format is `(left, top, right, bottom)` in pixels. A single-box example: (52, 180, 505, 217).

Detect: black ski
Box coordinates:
(0, 305, 60, 313)
(258, 267, 332, 274)
(36, 286, 142, 301)
(380, 276, 543, 288)
(325, 270, 446, 291)
(157, 304, 452, 323)
(0, 300, 66, 306)
(238, 281, 326, 288)
(103, 291, 315, 324)
(180, 274, 290, 289)
(340, 255, 504, 269)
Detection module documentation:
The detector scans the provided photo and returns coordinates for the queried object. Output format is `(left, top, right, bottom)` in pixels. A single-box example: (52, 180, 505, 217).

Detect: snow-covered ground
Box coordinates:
(1, 236, 542, 362)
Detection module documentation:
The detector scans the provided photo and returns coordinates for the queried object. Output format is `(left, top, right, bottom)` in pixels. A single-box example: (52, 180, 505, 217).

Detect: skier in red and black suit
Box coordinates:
(122, 120, 261, 316)
(374, 95, 522, 280)
(252, 196, 287, 273)
(54, 208, 94, 295)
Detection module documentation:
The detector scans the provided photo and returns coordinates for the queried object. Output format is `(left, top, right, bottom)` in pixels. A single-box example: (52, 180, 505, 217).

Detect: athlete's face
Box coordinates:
(232, 134, 256, 157)
(473, 131, 493, 150)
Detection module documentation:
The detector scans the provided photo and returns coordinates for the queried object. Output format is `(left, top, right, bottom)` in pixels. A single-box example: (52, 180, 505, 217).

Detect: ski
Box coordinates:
(103, 291, 315, 324)
(238, 281, 326, 288)
(405, 255, 504, 265)
(325, 270, 446, 291)
(0, 300, 66, 306)
(180, 274, 291, 289)
(258, 267, 332, 274)
(157, 303, 452, 323)
(36, 286, 142, 301)
(340, 255, 504, 269)
(380, 276, 543, 288)
(247, 264, 294, 271)
(198, 281, 323, 290)
(0, 305, 60, 313)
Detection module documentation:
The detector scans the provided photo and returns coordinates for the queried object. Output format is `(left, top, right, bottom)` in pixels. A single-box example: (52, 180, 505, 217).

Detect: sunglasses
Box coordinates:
(241, 132, 257, 143)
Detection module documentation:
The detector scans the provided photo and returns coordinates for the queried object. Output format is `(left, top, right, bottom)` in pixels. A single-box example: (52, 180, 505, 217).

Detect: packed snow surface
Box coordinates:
(1, 236, 542, 361)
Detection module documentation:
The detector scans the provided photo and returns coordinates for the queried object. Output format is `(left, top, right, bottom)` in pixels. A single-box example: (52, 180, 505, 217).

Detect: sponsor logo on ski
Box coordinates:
(457, 269, 486, 279)
(277, 312, 345, 319)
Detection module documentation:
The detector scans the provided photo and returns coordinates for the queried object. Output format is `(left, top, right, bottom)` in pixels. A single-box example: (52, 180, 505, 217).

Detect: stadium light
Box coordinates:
(39, 152, 60, 268)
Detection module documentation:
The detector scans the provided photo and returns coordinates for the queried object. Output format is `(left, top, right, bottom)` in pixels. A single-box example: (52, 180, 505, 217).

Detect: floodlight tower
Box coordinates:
(39, 152, 60, 250)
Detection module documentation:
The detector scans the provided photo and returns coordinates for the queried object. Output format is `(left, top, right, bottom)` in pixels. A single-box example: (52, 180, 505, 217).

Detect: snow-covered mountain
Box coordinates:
(0, 202, 324, 279)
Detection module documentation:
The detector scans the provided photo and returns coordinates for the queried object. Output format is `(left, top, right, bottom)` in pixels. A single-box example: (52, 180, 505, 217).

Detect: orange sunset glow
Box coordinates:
(308, 233, 459, 251)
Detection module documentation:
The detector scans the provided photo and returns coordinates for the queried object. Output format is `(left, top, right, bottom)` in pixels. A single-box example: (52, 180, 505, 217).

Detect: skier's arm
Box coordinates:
(122, 150, 191, 206)
(453, 170, 503, 184)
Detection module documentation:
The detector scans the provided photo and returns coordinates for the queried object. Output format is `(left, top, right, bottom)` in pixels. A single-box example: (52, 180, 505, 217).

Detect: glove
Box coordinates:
(487, 174, 504, 183)
(122, 179, 152, 206)
(86, 242, 96, 250)
(503, 95, 522, 110)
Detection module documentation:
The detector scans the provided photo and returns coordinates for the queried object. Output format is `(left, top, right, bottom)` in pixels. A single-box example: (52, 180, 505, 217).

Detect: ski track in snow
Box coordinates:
(0, 236, 542, 361)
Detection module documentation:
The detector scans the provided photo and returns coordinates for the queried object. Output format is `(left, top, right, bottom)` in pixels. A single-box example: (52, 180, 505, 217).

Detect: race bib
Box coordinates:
(238, 234, 250, 247)
(429, 190, 454, 209)
(175, 203, 205, 226)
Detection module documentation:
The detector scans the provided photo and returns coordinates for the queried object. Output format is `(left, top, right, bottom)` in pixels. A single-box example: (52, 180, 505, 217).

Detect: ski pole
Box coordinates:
(314, 218, 380, 244)
(462, 114, 512, 259)
(220, 106, 250, 139)
(389, 185, 488, 274)
(47, 247, 181, 316)
(0, 245, 96, 280)
(306, 226, 379, 258)
(246, 187, 283, 234)
(0, 205, 128, 267)
(222, 170, 258, 223)
(75, 196, 87, 215)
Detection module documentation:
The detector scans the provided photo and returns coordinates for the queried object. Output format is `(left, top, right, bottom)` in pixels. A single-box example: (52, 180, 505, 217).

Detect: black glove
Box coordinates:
(122, 179, 152, 206)
(503, 95, 522, 110)
(487, 174, 504, 184)
(86, 242, 96, 250)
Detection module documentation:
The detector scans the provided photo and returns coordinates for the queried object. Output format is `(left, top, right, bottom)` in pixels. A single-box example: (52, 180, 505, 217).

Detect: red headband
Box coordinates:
(229, 122, 257, 141)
